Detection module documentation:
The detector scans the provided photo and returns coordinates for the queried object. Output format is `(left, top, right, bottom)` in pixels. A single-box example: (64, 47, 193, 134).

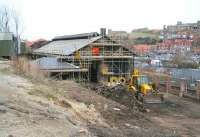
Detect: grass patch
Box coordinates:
(54, 100, 72, 108)
(28, 89, 57, 101)
(129, 32, 159, 39)
(28, 89, 72, 109)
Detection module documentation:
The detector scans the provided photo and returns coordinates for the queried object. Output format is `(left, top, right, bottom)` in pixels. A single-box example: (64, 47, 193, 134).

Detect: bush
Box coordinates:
(12, 57, 48, 80)
(177, 62, 199, 69)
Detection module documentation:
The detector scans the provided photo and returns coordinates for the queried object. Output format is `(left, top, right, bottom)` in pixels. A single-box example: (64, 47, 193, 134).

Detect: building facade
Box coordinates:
(165, 21, 200, 32)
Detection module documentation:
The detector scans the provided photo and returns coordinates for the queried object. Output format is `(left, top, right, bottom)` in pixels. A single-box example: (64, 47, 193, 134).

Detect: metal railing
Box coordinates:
(79, 50, 133, 56)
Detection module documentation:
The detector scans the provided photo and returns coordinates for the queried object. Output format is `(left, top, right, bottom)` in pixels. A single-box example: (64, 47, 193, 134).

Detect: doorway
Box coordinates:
(90, 61, 100, 82)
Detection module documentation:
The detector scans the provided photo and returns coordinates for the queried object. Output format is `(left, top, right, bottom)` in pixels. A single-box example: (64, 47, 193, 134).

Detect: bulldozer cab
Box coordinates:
(132, 70, 150, 85)
(131, 74, 154, 95)
(134, 75, 150, 86)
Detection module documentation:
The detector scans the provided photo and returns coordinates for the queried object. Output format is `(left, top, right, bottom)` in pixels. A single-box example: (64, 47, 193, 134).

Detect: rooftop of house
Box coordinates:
(34, 32, 102, 56)
(32, 57, 80, 70)
(33, 30, 134, 57)
(132, 44, 152, 50)
(25, 41, 34, 47)
(53, 32, 100, 41)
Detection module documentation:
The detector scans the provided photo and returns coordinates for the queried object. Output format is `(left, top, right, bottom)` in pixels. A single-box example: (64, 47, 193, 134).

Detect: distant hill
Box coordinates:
(129, 31, 160, 40)
(108, 28, 161, 46)
(126, 31, 160, 46)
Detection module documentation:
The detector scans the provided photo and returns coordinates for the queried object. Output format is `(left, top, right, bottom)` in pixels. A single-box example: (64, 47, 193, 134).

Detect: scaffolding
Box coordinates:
(34, 29, 134, 84)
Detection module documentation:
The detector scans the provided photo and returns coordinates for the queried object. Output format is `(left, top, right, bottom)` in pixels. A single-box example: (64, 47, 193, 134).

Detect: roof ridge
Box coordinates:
(53, 32, 100, 41)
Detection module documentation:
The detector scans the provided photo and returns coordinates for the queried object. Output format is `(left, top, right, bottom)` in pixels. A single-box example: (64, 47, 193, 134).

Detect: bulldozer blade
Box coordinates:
(143, 94, 164, 104)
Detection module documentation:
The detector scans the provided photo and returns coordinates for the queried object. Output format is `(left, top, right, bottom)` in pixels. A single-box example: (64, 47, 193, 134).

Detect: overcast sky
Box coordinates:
(0, 0, 199, 40)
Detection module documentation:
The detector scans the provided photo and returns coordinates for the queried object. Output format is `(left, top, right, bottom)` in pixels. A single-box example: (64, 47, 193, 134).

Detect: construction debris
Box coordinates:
(113, 108, 121, 111)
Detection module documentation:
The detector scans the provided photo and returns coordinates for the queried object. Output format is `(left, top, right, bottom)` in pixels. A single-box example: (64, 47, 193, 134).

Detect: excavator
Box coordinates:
(93, 69, 164, 107)
(126, 69, 164, 104)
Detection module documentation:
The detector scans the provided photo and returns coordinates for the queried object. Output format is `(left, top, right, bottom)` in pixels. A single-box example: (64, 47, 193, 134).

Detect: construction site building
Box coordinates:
(33, 28, 134, 83)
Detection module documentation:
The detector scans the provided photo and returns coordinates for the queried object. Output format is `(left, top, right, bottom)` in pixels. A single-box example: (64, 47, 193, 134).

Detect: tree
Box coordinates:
(171, 51, 199, 69)
(0, 5, 23, 55)
(0, 7, 10, 32)
(11, 8, 23, 54)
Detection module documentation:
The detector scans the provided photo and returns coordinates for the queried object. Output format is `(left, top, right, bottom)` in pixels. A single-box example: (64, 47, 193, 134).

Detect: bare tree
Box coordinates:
(171, 50, 199, 68)
(11, 8, 23, 54)
(0, 7, 10, 32)
(0, 5, 23, 55)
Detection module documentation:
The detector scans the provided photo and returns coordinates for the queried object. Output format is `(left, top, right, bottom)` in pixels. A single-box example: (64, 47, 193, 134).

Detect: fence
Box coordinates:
(142, 71, 200, 102)
(171, 68, 200, 87)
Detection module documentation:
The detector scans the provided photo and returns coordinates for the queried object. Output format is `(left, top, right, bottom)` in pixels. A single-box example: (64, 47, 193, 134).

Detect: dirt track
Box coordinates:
(0, 60, 199, 137)
(147, 94, 200, 137)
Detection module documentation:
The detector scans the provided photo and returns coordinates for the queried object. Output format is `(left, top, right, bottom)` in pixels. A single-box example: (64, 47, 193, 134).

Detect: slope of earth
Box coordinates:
(0, 60, 179, 137)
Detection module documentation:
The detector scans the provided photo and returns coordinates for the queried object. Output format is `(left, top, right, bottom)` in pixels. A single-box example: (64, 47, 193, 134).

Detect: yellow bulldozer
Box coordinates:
(127, 69, 164, 104)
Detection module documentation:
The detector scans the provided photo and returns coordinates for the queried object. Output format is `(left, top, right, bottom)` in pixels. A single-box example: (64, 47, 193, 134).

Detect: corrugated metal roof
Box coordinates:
(0, 33, 13, 40)
(53, 32, 100, 41)
(34, 36, 102, 56)
(32, 57, 79, 70)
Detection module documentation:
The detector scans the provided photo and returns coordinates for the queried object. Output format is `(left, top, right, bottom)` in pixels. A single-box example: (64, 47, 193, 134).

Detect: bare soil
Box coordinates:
(0, 60, 199, 137)
(147, 94, 200, 137)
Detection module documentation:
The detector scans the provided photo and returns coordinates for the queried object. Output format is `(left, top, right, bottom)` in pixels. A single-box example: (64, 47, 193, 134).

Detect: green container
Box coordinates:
(0, 40, 16, 57)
